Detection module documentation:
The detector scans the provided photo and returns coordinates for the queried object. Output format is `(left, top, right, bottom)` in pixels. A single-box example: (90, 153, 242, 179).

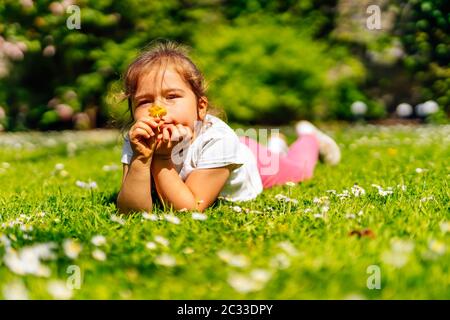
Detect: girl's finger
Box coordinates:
(134, 122, 155, 137)
(162, 126, 175, 149)
(161, 115, 175, 124)
(176, 124, 187, 137)
(164, 124, 180, 142)
(130, 126, 148, 138)
(132, 128, 150, 139)
(162, 127, 170, 142)
(139, 117, 160, 129)
(183, 126, 193, 141)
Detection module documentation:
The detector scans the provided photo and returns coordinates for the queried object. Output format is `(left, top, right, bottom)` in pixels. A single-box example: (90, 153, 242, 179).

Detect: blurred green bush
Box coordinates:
(398, 0, 449, 111)
(192, 15, 383, 123)
(0, 0, 447, 131)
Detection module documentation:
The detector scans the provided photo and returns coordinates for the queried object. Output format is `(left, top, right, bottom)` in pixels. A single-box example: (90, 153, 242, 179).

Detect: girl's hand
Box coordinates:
(154, 122, 193, 159)
(128, 116, 163, 161)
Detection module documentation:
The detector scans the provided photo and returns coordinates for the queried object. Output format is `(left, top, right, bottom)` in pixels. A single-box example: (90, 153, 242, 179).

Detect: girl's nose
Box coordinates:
(154, 97, 165, 106)
(161, 114, 175, 123)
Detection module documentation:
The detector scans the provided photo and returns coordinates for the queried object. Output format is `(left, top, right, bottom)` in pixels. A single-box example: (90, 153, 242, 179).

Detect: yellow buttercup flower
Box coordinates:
(148, 105, 167, 118)
(148, 105, 166, 134)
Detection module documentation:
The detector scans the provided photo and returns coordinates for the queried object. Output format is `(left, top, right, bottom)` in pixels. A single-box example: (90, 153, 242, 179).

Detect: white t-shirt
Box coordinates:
(121, 114, 263, 202)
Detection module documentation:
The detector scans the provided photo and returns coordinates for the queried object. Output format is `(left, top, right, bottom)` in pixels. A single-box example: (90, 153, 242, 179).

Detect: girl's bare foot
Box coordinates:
(295, 121, 341, 165)
(267, 132, 289, 155)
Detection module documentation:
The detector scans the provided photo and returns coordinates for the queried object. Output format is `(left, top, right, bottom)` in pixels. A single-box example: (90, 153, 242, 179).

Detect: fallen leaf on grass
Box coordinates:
(348, 228, 376, 239)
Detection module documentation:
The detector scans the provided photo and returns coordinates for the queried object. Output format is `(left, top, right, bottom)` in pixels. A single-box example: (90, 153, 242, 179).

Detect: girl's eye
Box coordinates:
(167, 95, 179, 100)
(138, 101, 152, 106)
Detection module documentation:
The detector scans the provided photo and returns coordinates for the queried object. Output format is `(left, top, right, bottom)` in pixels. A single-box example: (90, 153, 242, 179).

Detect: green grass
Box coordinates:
(0, 125, 449, 299)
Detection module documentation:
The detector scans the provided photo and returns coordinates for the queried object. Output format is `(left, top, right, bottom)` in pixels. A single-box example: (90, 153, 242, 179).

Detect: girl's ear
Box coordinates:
(197, 96, 208, 121)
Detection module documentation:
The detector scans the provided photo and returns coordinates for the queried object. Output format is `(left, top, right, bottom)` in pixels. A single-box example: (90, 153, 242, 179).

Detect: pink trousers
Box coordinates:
(239, 134, 319, 189)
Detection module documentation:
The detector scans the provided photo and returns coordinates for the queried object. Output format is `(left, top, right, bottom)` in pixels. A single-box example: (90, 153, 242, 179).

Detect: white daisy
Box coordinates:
(420, 196, 434, 202)
(182, 247, 194, 254)
(2, 280, 29, 300)
(154, 254, 176, 267)
(36, 211, 46, 218)
(313, 196, 329, 204)
(250, 269, 272, 283)
(19, 224, 33, 232)
(63, 239, 82, 259)
(277, 241, 299, 257)
(110, 214, 125, 225)
(47, 280, 73, 300)
(391, 239, 415, 253)
(382, 251, 409, 268)
(344, 293, 366, 300)
(270, 253, 291, 269)
(275, 194, 288, 201)
(191, 212, 207, 221)
(428, 240, 446, 255)
(59, 170, 69, 177)
(91, 235, 106, 246)
(3, 242, 57, 277)
(351, 184, 366, 197)
(217, 250, 249, 268)
(154, 235, 169, 247)
(145, 242, 157, 250)
(227, 269, 272, 293)
(371, 184, 393, 196)
(439, 221, 449, 234)
(92, 249, 106, 261)
(337, 190, 351, 199)
(142, 212, 158, 221)
(75, 180, 98, 189)
(227, 275, 259, 293)
(164, 214, 180, 225)
(232, 206, 242, 213)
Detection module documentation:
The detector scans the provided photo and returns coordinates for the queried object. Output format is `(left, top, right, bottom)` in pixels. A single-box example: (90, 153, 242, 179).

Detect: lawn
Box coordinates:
(0, 124, 448, 299)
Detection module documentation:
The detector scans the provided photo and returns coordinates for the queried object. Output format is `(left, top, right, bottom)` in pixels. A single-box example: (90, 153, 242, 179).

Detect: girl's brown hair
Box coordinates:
(116, 40, 225, 138)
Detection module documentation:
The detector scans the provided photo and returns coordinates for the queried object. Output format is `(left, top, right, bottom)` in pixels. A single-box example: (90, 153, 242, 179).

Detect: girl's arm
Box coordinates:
(116, 155, 153, 214)
(116, 115, 162, 214)
(151, 157, 231, 212)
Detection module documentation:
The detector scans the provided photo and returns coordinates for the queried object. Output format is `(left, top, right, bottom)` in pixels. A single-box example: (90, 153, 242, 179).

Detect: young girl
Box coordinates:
(116, 41, 340, 213)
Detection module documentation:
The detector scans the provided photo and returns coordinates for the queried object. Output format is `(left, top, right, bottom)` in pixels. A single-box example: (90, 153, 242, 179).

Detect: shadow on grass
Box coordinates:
(97, 189, 224, 213)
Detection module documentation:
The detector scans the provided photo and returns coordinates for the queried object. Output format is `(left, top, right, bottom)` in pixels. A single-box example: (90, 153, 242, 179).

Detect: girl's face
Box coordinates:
(132, 65, 207, 131)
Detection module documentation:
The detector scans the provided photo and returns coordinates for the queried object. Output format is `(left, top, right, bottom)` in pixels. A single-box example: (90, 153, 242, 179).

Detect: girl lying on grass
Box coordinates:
(116, 40, 341, 213)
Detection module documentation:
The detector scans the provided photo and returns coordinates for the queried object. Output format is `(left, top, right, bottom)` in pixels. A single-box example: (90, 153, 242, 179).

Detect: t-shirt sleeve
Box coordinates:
(195, 131, 245, 169)
(121, 134, 134, 165)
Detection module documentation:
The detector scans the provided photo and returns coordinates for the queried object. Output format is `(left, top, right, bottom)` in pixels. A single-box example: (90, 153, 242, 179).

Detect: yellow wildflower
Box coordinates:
(148, 105, 167, 118)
